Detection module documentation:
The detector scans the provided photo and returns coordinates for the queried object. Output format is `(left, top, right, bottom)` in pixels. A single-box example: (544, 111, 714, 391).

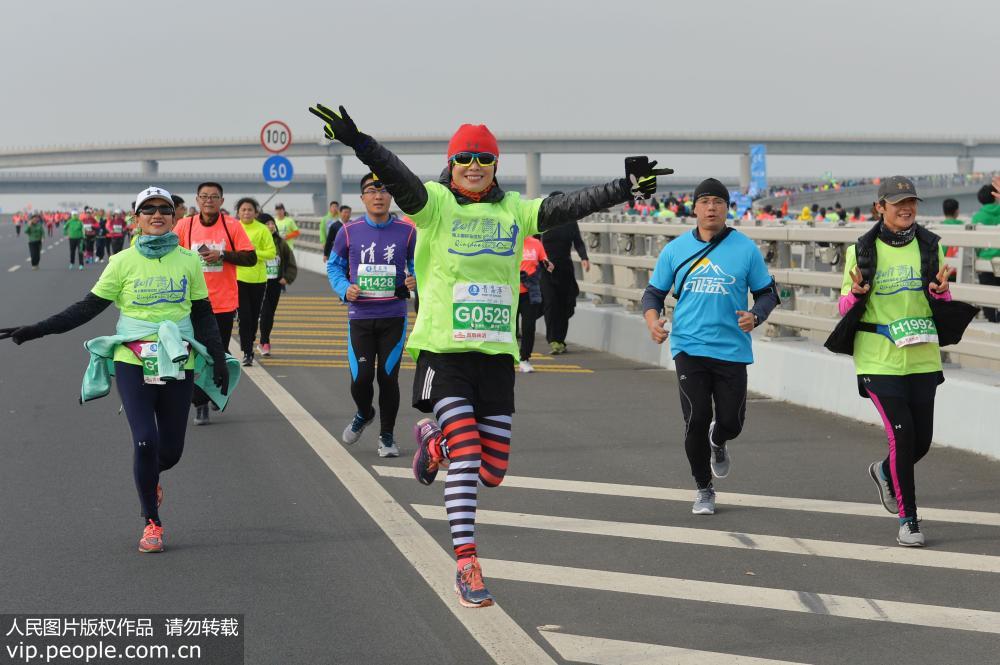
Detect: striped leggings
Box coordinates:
(433, 397, 513, 560)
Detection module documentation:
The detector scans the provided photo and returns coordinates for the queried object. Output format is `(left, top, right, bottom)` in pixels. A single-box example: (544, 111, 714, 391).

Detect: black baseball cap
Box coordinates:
(877, 176, 922, 204)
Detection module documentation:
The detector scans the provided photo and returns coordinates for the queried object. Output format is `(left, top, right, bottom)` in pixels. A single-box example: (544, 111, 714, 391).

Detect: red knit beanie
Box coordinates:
(447, 124, 499, 160)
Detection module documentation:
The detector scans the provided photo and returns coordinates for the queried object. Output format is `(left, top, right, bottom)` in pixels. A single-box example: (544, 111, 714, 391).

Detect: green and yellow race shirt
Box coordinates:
(406, 182, 543, 359)
(841, 240, 945, 376)
(90, 245, 209, 366)
(235, 219, 277, 284)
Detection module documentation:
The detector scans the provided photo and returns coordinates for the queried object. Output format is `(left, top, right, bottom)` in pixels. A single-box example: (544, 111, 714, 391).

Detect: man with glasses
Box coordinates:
(273, 203, 300, 249)
(327, 173, 416, 458)
(173, 182, 256, 425)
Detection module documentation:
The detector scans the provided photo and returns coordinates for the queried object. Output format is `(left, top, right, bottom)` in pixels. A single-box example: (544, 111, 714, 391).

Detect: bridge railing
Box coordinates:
(293, 214, 1000, 368)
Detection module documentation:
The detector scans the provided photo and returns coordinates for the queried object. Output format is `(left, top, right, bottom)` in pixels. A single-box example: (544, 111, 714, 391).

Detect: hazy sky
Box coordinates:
(3, 0, 999, 210)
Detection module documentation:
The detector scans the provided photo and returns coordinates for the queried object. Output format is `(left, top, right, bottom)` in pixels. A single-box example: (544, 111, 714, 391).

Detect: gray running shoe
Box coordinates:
(897, 519, 925, 547)
(377, 434, 400, 458)
(692, 486, 716, 515)
(342, 410, 375, 445)
(193, 404, 210, 426)
(868, 461, 897, 514)
(708, 421, 730, 479)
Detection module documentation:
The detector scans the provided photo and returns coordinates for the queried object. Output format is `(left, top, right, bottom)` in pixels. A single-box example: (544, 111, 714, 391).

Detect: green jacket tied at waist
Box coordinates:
(81, 315, 241, 408)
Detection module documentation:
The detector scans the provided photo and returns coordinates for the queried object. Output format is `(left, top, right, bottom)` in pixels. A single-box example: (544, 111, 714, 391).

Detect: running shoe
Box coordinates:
(692, 486, 716, 515)
(708, 421, 730, 479)
(68, 264, 73, 269)
(867, 461, 897, 515)
(455, 557, 494, 608)
(138, 520, 164, 553)
(897, 518, 925, 547)
(78, 264, 83, 271)
(549, 341, 566, 355)
(259, 343, 271, 357)
(377, 433, 400, 458)
(242, 353, 254, 367)
(518, 360, 535, 373)
(193, 404, 210, 426)
(342, 409, 375, 445)
(412, 418, 443, 486)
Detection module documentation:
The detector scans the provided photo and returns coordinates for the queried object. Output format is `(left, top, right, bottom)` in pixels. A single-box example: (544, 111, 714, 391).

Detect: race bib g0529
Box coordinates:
(886, 316, 938, 348)
(452, 283, 513, 343)
(356, 263, 397, 298)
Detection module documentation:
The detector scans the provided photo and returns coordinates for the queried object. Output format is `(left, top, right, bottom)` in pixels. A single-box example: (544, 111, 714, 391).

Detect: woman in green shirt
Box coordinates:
(309, 102, 670, 608)
(833, 177, 955, 548)
(0, 187, 233, 555)
(234, 197, 277, 367)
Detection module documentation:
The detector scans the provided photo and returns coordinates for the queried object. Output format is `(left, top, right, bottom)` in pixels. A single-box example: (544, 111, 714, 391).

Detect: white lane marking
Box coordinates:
(234, 342, 556, 665)
(412, 505, 1000, 573)
(484, 559, 1000, 635)
(8, 265, 20, 272)
(373, 466, 1000, 527)
(539, 630, 812, 665)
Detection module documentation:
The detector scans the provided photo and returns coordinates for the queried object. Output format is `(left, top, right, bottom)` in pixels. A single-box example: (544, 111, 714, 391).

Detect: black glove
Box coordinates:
(0, 325, 42, 345)
(625, 157, 674, 201)
(212, 356, 230, 396)
(307, 104, 365, 149)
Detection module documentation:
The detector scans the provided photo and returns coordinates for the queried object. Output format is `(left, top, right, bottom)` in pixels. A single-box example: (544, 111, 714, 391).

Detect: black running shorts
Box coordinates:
(412, 351, 516, 415)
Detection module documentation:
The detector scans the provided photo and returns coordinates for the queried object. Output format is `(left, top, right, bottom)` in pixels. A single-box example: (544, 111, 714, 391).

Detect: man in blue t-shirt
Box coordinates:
(641, 178, 780, 516)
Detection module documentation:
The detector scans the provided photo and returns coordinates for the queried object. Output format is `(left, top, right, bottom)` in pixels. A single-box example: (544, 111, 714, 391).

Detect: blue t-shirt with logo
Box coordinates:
(649, 228, 772, 364)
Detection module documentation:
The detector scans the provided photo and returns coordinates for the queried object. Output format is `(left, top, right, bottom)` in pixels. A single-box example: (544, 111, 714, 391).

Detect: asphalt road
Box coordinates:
(1, 226, 998, 665)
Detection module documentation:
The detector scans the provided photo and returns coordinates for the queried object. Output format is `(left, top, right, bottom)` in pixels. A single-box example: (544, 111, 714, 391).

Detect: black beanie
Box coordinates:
(693, 178, 730, 205)
(977, 184, 997, 205)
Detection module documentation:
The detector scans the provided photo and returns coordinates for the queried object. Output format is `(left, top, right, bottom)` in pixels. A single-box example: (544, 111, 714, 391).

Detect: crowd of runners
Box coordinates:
(0, 105, 991, 610)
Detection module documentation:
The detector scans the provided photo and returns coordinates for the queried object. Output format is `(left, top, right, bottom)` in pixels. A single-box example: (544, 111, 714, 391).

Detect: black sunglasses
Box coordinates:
(450, 152, 497, 167)
(137, 205, 175, 216)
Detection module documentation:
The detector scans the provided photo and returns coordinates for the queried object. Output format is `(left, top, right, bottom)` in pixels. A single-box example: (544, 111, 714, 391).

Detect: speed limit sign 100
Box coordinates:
(260, 120, 292, 154)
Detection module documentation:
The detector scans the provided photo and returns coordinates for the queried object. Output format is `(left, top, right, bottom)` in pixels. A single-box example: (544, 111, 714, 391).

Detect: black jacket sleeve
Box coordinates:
(641, 284, 669, 315)
(224, 249, 257, 267)
(190, 298, 226, 361)
(29, 292, 113, 338)
(537, 179, 631, 233)
(323, 221, 340, 259)
(354, 138, 428, 216)
(571, 223, 589, 261)
(282, 242, 298, 284)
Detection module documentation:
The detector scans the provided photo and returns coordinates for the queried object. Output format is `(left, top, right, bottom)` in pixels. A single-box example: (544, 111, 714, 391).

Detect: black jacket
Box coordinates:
(272, 233, 298, 284)
(353, 138, 631, 233)
(825, 222, 979, 357)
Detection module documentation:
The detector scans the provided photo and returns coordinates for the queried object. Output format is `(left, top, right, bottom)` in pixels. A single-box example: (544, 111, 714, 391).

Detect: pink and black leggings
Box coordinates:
(861, 372, 942, 520)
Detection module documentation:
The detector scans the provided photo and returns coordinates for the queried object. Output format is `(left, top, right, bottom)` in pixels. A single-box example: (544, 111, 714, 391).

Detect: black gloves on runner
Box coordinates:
(625, 157, 674, 200)
(212, 355, 230, 396)
(308, 104, 367, 149)
(0, 325, 41, 345)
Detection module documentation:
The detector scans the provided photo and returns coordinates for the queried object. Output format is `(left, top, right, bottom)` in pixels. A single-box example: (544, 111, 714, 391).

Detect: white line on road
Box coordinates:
(484, 559, 1000, 634)
(413, 504, 1000, 573)
(8, 265, 20, 272)
(538, 630, 812, 665)
(235, 344, 556, 665)
(374, 466, 1000, 527)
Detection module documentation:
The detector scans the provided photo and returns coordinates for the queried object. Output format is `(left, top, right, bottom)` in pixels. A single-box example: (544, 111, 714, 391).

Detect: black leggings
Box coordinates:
(517, 293, 539, 361)
(259, 279, 283, 344)
(115, 362, 194, 524)
(68, 238, 83, 265)
(192, 310, 234, 407)
(28, 241, 41, 267)
(237, 281, 266, 355)
(541, 268, 578, 344)
(674, 352, 748, 488)
(347, 317, 406, 435)
(862, 372, 940, 520)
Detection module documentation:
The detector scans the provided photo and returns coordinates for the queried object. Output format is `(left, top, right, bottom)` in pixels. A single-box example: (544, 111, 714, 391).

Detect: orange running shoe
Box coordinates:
(455, 556, 494, 608)
(138, 520, 164, 553)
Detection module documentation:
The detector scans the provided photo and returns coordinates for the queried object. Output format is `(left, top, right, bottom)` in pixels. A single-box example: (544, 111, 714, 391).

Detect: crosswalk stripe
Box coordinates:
(258, 331, 349, 337)
(372, 466, 1000, 527)
(412, 505, 1000, 573)
(259, 359, 417, 369)
(538, 630, 812, 665)
(483, 558, 1000, 634)
(256, 339, 346, 346)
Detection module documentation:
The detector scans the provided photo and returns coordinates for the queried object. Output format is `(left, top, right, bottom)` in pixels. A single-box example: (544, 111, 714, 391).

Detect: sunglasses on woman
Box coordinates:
(450, 152, 497, 167)
(137, 205, 175, 216)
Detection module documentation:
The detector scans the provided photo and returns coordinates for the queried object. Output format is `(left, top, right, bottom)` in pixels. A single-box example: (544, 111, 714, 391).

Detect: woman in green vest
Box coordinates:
(0, 187, 237, 554)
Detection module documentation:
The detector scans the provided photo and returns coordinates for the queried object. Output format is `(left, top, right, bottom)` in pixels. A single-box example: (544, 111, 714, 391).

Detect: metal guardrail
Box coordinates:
(293, 214, 1000, 365)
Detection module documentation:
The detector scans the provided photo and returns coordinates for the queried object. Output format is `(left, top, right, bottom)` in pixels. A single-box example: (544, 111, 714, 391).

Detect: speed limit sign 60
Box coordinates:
(260, 120, 292, 154)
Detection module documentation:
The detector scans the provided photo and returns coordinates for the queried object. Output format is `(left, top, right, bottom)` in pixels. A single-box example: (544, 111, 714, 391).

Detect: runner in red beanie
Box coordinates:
(309, 102, 672, 608)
